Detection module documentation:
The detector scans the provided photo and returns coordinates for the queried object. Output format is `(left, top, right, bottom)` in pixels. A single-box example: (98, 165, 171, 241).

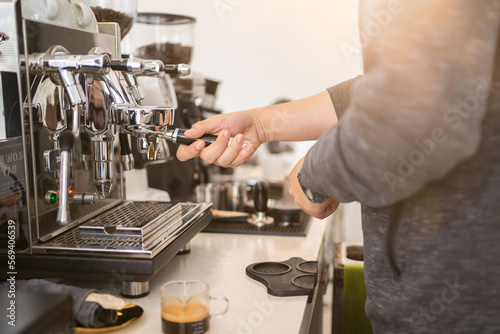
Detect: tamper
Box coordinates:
(247, 181, 274, 227)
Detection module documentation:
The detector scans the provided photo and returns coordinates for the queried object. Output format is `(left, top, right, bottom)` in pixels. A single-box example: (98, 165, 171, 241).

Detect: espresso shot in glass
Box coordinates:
(161, 280, 228, 334)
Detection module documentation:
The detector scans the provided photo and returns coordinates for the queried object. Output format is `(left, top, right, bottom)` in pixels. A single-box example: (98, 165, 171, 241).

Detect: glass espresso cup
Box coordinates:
(161, 280, 229, 334)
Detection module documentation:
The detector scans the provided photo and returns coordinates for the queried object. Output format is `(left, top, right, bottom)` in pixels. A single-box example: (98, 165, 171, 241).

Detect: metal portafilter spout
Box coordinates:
(92, 137, 115, 198)
(247, 181, 274, 227)
(116, 105, 217, 146)
(56, 131, 74, 225)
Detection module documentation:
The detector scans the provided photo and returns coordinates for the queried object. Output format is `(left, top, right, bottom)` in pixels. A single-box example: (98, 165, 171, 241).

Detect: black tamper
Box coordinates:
(247, 181, 274, 227)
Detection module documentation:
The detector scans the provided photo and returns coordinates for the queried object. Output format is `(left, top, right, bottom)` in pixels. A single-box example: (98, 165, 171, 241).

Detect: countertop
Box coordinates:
(96, 216, 332, 334)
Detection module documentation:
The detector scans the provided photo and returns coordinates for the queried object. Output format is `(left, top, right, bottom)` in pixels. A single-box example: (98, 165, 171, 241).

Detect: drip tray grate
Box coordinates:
(79, 201, 183, 246)
(34, 201, 212, 257)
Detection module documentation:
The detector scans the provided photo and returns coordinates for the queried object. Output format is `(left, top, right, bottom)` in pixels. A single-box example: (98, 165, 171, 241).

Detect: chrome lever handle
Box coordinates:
(56, 131, 74, 225)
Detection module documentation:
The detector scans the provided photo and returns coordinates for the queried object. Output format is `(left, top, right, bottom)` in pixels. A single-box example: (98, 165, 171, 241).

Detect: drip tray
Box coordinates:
(78, 202, 183, 248)
(34, 201, 212, 258)
(202, 214, 310, 237)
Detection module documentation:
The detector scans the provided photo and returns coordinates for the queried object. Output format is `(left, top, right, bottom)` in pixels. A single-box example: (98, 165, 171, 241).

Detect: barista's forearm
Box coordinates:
(252, 91, 338, 143)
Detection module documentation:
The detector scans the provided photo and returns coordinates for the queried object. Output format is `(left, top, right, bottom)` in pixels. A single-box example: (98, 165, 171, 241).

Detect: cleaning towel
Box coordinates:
(342, 264, 372, 334)
(1, 279, 119, 328)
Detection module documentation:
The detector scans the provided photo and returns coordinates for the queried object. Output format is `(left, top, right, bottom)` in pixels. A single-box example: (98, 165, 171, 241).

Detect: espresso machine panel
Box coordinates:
(0, 0, 212, 296)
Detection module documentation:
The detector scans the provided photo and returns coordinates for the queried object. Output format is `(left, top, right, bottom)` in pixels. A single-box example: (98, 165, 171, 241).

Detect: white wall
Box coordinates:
(137, 0, 362, 111)
(135, 0, 364, 241)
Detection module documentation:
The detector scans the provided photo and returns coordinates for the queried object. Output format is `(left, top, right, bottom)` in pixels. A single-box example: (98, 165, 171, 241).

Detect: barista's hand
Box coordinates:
(176, 111, 263, 167)
(288, 157, 339, 219)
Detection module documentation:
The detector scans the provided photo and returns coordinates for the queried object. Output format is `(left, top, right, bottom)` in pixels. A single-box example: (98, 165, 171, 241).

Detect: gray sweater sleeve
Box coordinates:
(301, 0, 500, 208)
(327, 76, 362, 119)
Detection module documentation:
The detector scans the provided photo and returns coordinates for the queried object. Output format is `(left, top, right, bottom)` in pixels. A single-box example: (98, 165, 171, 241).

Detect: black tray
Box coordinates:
(245, 257, 318, 301)
(202, 215, 309, 236)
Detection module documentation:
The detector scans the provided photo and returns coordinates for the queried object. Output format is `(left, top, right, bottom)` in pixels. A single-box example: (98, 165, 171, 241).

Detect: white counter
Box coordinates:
(109, 217, 331, 334)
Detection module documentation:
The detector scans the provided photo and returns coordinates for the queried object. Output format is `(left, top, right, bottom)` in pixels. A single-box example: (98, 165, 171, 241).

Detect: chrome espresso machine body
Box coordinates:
(0, 0, 212, 296)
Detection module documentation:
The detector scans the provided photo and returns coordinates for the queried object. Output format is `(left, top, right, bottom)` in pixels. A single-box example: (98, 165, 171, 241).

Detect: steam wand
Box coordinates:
(56, 131, 74, 224)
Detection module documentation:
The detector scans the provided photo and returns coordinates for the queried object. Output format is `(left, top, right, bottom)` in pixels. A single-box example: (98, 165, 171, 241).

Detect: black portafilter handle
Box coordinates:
(174, 129, 218, 146)
(253, 181, 270, 213)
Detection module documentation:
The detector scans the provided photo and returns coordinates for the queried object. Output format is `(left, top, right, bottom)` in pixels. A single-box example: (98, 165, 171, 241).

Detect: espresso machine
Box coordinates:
(0, 0, 216, 297)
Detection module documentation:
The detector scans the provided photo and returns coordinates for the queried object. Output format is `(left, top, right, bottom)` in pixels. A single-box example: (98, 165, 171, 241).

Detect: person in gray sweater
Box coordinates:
(177, 0, 500, 332)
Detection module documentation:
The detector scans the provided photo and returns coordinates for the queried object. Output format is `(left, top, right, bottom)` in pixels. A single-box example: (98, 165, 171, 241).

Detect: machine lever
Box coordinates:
(162, 64, 191, 76)
(107, 58, 144, 74)
(56, 131, 74, 225)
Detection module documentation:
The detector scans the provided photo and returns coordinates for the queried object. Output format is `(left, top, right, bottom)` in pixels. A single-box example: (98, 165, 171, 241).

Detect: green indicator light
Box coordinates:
(49, 193, 57, 204)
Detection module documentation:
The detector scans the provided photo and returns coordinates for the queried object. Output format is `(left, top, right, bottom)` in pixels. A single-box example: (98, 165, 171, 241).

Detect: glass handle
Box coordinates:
(209, 295, 229, 319)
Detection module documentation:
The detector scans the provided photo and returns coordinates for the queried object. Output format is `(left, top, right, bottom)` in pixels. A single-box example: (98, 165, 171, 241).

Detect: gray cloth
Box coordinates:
(302, 0, 500, 333)
(1, 279, 117, 328)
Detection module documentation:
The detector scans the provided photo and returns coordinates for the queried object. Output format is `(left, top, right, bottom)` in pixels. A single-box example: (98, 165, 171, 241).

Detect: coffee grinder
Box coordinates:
(123, 13, 214, 201)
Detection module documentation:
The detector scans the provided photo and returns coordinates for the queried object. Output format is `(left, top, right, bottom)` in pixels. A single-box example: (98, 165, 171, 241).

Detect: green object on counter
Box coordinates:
(342, 264, 372, 334)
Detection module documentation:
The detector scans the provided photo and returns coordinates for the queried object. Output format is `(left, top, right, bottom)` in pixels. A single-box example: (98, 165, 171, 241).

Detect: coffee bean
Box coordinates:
(134, 42, 192, 65)
(91, 6, 134, 39)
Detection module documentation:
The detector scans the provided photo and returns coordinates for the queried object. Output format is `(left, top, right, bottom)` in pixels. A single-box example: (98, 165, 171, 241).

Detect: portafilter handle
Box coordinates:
(162, 128, 218, 146)
(161, 128, 251, 147)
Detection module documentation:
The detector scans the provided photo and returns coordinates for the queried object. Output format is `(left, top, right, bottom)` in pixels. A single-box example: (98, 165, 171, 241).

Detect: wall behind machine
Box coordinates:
(137, 0, 362, 111)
